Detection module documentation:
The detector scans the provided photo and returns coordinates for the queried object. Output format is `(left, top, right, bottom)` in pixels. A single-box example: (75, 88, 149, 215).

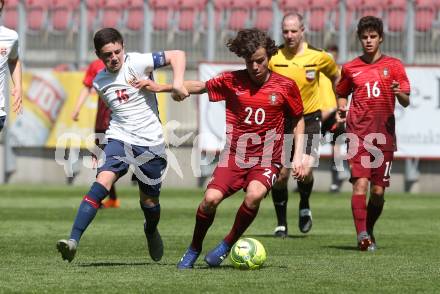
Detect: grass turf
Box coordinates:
(0, 185, 439, 293)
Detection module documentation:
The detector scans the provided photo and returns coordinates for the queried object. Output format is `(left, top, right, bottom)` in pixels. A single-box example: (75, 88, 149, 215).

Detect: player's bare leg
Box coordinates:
(205, 181, 267, 267)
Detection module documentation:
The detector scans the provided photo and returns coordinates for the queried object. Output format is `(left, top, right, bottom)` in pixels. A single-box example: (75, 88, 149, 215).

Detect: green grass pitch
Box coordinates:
(0, 185, 439, 293)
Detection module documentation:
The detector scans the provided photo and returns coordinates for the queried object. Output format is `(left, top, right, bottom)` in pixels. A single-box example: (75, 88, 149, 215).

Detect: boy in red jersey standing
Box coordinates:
(336, 16, 410, 251)
(138, 28, 306, 268)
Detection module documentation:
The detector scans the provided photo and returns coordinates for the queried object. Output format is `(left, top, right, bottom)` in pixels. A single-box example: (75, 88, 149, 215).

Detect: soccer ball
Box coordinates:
(230, 238, 267, 270)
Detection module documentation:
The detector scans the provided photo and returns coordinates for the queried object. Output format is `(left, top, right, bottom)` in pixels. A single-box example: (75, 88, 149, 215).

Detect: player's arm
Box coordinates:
(321, 52, 340, 96)
(291, 115, 306, 180)
(336, 96, 348, 123)
(8, 57, 22, 114)
(71, 87, 93, 121)
(163, 50, 189, 100)
(391, 80, 410, 107)
(335, 65, 351, 123)
(135, 79, 207, 98)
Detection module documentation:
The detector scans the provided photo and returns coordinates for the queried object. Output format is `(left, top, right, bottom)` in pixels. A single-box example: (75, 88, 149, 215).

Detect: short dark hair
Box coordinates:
(357, 16, 383, 38)
(94, 28, 124, 53)
(227, 29, 278, 59)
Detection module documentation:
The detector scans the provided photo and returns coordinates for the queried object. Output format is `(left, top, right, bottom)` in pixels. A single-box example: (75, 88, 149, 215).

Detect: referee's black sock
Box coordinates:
(298, 178, 314, 210)
(271, 186, 288, 226)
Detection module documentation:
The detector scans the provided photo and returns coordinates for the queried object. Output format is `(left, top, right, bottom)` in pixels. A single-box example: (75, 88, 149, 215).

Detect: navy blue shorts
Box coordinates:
(0, 116, 5, 132)
(98, 139, 167, 197)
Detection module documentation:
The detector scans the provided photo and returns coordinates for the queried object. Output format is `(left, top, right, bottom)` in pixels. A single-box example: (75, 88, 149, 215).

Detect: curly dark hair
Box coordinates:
(227, 29, 278, 59)
(357, 16, 383, 38)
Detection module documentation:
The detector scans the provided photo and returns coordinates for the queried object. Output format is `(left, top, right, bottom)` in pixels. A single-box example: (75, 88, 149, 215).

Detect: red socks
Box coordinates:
(224, 202, 259, 246)
(191, 206, 215, 252)
(351, 194, 367, 235)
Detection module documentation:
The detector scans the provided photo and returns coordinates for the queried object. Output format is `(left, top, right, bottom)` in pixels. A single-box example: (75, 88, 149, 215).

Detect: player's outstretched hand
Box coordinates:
(391, 80, 401, 95)
(134, 79, 164, 93)
(171, 85, 190, 102)
(292, 158, 305, 181)
(71, 110, 80, 121)
(336, 105, 347, 124)
(11, 87, 22, 114)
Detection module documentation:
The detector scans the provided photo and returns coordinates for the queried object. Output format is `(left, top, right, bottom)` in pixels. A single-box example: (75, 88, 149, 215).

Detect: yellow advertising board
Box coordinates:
(8, 70, 168, 148)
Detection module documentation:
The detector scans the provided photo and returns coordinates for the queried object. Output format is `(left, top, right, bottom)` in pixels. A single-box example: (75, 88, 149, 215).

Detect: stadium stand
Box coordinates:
(385, 0, 407, 33)
(3, 0, 19, 30)
(356, 0, 383, 18)
(278, 0, 309, 15)
(99, 0, 125, 28)
(227, 0, 252, 30)
(85, 0, 100, 30)
(252, 0, 273, 31)
(176, 0, 206, 32)
(309, 0, 337, 32)
(49, 0, 80, 32)
(149, 0, 176, 31)
(415, 0, 438, 32)
(125, 0, 144, 32)
(25, 0, 49, 32)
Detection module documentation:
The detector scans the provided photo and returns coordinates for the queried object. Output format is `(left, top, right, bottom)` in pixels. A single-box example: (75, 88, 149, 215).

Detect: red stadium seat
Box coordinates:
(356, 0, 384, 18)
(49, 0, 80, 32)
(415, 0, 437, 32)
(149, 0, 177, 31)
(385, 0, 407, 33)
(25, 0, 50, 31)
(334, 0, 359, 31)
(252, 0, 273, 31)
(176, 0, 207, 31)
(227, 0, 253, 30)
(3, 0, 19, 30)
(278, 0, 310, 15)
(100, 0, 126, 28)
(309, 0, 337, 32)
(126, 0, 144, 31)
(212, 0, 231, 29)
(86, 0, 101, 29)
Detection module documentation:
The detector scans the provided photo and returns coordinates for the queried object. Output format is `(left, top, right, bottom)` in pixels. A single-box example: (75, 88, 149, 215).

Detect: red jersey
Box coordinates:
(206, 70, 303, 164)
(336, 55, 410, 151)
(83, 59, 111, 132)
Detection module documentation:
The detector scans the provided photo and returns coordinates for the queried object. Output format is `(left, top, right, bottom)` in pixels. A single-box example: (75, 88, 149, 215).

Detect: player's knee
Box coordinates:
(370, 186, 385, 199)
(353, 178, 368, 194)
(203, 190, 223, 210)
(244, 190, 265, 209)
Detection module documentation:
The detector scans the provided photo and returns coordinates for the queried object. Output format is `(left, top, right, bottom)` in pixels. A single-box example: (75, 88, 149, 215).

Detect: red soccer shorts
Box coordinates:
(207, 155, 281, 198)
(348, 147, 394, 187)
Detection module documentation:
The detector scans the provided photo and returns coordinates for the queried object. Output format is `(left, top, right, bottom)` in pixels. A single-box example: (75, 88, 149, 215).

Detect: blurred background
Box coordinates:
(0, 0, 439, 193)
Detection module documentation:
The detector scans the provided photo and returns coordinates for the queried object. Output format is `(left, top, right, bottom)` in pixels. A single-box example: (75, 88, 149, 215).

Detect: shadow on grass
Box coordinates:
(193, 264, 289, 270)
(248, 234, 308, 240)
(325, 245, 359, 251)
(78, 261, 171, 267)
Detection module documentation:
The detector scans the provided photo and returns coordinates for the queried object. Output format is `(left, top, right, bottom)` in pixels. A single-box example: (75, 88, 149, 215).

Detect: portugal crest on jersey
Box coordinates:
(382, 68, 390, 78)
(269, 93, 278, 105)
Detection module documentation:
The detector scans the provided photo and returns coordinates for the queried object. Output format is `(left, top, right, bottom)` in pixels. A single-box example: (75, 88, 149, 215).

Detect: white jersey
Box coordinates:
(93, 52, 167, 147)
(0, 26, 19, 117)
